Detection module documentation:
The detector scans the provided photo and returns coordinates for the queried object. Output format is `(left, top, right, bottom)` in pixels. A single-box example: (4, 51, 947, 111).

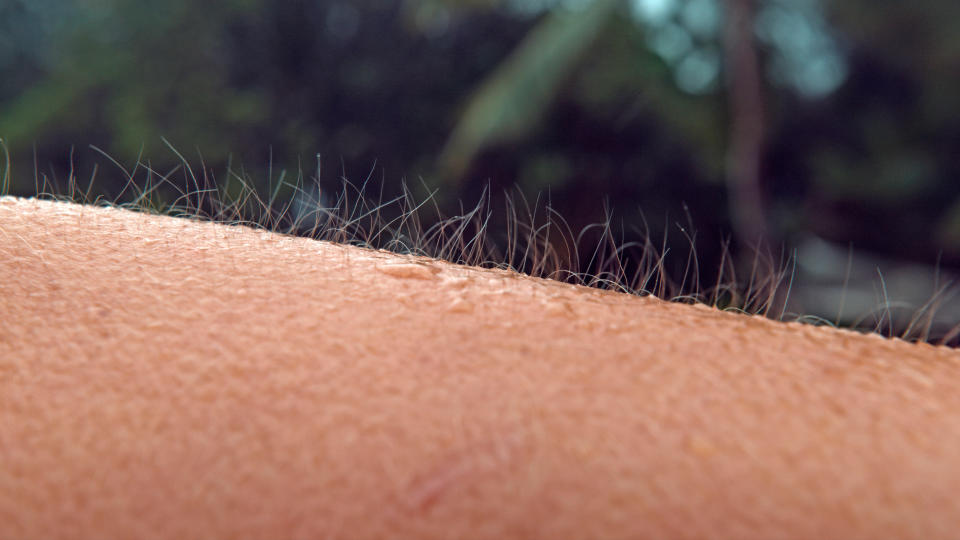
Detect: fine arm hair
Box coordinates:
(2, 196, 960, 539)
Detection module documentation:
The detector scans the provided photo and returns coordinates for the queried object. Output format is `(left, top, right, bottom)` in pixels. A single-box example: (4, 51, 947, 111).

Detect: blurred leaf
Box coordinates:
(812, 149, 936, 203)
(436, 0, 621, 184)
(0, 79, 88, 147)
(937, 196, 960, 251)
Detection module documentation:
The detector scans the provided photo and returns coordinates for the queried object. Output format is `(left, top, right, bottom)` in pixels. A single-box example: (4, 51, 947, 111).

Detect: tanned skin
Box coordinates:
(2, 196, 960, 539)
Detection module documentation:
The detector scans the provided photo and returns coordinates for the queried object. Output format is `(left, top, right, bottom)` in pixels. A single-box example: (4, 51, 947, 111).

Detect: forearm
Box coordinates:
(2, 196, 959, 539)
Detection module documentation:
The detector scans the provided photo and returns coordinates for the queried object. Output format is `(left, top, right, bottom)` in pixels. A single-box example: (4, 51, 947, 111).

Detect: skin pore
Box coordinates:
(2, 195, 960, 539)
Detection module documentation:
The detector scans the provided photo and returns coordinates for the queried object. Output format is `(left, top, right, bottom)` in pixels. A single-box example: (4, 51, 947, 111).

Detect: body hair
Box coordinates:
(4, 142, 958, 347)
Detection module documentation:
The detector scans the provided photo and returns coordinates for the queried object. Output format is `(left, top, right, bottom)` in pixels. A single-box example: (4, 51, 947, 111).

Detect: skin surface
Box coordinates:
(2, 195, 960, 539)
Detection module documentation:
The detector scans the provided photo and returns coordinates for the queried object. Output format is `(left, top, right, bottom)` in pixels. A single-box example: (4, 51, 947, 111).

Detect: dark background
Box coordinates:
(2, 0, 959, 340)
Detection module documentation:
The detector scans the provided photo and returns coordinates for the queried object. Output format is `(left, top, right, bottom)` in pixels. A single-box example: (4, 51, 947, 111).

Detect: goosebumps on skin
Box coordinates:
(1, 195, 960, 540)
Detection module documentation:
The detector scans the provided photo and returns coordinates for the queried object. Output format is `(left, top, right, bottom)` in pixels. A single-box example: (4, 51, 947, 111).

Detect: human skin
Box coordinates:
(2, 196, 960, 539)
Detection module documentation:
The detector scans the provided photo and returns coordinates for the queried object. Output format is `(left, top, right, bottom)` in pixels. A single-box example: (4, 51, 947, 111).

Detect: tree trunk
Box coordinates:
(723, 0, 768, 247)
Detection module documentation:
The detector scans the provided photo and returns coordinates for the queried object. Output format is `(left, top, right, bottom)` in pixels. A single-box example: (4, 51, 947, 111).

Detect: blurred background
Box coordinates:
(2, 0, 959, 341)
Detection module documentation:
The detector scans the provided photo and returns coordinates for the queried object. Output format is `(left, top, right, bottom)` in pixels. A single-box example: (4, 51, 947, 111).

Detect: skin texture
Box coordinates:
(2, 195, 960, 539)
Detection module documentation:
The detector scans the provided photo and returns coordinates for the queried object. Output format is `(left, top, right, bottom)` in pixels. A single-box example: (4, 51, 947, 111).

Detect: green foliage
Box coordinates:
(435, 0, 619, 184)
(0, 0, 267, 171)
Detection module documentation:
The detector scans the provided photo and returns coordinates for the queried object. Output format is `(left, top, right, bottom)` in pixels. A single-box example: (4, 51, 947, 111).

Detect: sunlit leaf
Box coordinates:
(436, 0, 621, 185)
